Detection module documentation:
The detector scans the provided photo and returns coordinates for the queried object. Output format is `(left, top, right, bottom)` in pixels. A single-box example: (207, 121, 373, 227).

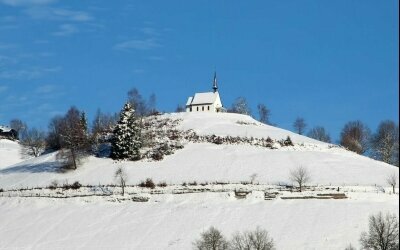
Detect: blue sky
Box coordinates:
(0, 0, 398, 141)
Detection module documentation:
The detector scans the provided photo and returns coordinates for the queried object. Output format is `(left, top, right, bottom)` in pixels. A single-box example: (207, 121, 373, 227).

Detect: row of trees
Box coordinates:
(193, 213, 399, 250)
(194, 226, 275, 250)
(338, 120, 398, 166)
(224, 96, 398, 166)
(291, 117, 399, 166)
(6, 88, 157, 169)
(7, 90, 398, 167)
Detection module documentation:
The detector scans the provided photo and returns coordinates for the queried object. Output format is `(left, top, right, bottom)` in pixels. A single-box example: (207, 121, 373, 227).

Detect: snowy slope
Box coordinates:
(0, 113, 399, 250)
(0, 113, 398, 189)
(0, 192, 398, 250)
(164, 112, 325, 144)
(0, 143, 398, 189)
(0, 139, 25, 169)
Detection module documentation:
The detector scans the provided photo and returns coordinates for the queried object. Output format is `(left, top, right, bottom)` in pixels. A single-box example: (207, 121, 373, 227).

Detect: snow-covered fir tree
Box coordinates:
(111, 102, 142, 160)
(80, 111, 88, 134)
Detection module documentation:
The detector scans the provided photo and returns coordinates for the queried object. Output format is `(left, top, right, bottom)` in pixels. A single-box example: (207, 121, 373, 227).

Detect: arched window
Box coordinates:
(208, 106, 210, 111)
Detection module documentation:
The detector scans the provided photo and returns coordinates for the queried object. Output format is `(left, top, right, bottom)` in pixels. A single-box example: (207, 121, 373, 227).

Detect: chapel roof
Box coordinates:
(187, 92, 219, 106)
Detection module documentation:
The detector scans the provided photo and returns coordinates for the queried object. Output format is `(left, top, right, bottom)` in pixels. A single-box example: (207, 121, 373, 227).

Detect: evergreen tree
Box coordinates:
(80, 111, 88, 133)
(111, 102, 142, 160)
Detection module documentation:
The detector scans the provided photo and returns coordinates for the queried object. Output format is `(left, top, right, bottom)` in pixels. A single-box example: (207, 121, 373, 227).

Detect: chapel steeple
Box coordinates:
(212, 71, 218, 93)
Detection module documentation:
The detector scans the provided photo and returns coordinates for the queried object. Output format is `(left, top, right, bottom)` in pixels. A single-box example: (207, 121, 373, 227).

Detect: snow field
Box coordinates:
(0, 113, 398, 250)
(0, 143, 398, 190)
(0, 192, 398, 250)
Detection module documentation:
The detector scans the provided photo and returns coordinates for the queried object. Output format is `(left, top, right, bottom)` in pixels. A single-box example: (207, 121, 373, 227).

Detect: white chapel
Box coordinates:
(186, 73, 224, 113)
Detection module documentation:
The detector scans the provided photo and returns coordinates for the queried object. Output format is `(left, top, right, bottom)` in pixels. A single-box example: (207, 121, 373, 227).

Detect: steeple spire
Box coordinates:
(212, 71, 218, 93)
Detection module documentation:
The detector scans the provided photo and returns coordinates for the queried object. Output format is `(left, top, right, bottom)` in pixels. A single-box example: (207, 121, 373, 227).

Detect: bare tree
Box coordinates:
(127, 88, 147, 116)
(9, 119, 27, 139)
(250, 173, 258, 184)
(115, 167, 127, 196)
(307, 126, 331, 143)
(59, 107, 90, 169)
(371, 120, 399, 166)
(230, 97, 252, 116)
(359, 212, 399, 250)
(176, 104, 185, 112)
(230, 227, 275, 250)
(193, 227, 229, 250)
(46, 115, 64, 150)
(20, 128, 46, 157)
(293, 117, 307, 135)
(92, 109, 117, 136)
(340, 120, 370, 155)
(257, 104, 271, 125)
(289, 166, 311, 192)
(147, 93, 157, 115)
(386, 173, 398, 194)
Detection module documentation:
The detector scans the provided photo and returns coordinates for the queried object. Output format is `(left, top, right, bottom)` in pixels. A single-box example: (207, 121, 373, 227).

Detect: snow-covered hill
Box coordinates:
(0, 113, 397, 189)
(164, 112, 324, 144)
(0, 139, 25, 169)
(0, 113, 398, 250)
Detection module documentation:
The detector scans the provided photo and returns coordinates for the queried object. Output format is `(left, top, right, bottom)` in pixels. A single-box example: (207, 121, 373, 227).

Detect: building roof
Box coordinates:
(186, 96, 194, 106)
(187, 92, 219, 106)
(0, 126, 12, 132)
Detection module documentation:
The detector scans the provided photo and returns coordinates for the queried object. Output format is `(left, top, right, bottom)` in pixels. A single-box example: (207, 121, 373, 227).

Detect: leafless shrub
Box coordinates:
(48, 180, 59, 190)
(193, 226, 229, 250)
(115, 167, 127, 196)
(62, 181, 82, 190)
(138, 178, 155, 189)
(257, 103, 271, 125)
(307, 126, 331, 143)
(20, 128, 46, 157)
(250, 173, 258, 184)
(293, 117, 307, 135)
(157, 181, 167, 187)
(371, 120, 399, 166)
(289, 166, 311, 192)
(230, 227, 275, 250)
(386, 173, 398, 194)
(340, 120, 370, 154)
(359, 212, 399, 250)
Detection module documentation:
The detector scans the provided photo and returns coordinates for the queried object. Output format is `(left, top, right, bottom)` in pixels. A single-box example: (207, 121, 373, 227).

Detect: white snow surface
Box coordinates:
(0, 113, 399, 250)
(188, 92, 218, 105)
(0, 139, 25, 169)
(0, 192, 398, 250)
(163, 112, 325, 144)
(0, 142, 398, 189)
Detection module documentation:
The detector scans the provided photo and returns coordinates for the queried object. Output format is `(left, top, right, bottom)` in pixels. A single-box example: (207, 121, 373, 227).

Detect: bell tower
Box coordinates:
(212, 71, 218, 93)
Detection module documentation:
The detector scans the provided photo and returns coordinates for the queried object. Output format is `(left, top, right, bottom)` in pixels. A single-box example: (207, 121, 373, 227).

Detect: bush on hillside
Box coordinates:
(157, 181, 167, 187)
(139, 178, 155, 189)
(48, 180, 59, 190)
(62, 181, 82, 190)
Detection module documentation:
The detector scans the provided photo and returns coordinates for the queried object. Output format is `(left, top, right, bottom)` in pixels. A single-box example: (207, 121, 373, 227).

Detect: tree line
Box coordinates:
(193, 211, 399, 250)
(225, 96, 399, 167)
(5, 91, 399, 168)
